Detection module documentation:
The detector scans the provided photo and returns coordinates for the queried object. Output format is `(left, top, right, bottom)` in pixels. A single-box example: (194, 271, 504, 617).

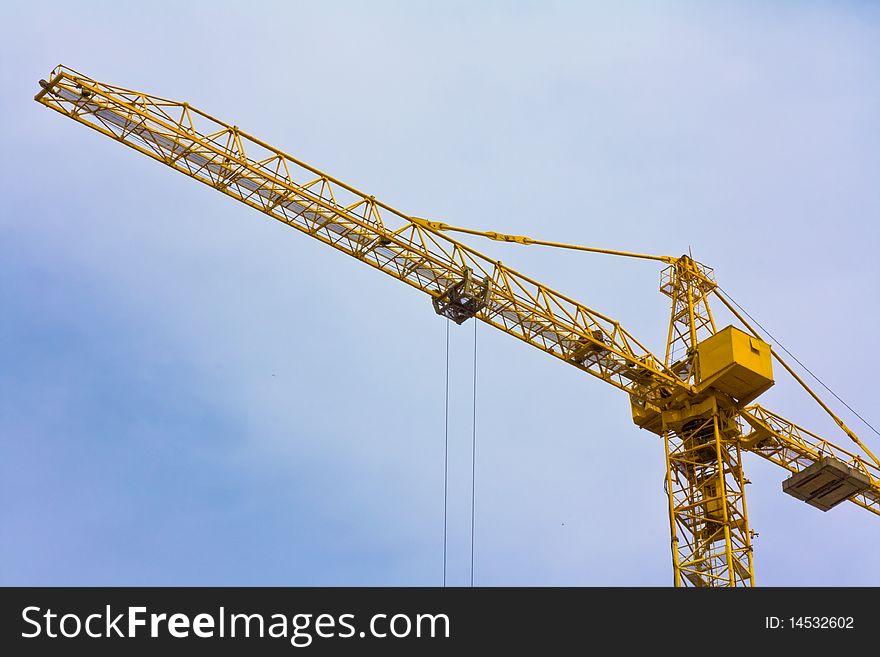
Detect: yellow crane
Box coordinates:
(35, 65, 880, 587)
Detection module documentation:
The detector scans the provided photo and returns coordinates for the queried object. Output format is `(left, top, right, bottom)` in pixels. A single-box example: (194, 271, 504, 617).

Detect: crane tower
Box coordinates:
(34, 66, 880, 587)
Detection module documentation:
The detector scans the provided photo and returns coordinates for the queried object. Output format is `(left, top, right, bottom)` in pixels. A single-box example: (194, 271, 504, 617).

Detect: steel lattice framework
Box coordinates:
(35, 65, 880, 586)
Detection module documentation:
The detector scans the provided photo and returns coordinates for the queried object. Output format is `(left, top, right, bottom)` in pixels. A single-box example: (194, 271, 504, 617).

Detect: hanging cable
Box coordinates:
(716, 285, 880, 441)
(470, 319, 478, 588)
(443, 319, 449, 587)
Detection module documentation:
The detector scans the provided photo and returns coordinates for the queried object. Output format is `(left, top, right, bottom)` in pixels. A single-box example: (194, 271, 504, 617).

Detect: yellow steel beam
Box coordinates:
(33, 66, 688, 406)
(739, 405, 880, 517)
(409, 218, 678, 264)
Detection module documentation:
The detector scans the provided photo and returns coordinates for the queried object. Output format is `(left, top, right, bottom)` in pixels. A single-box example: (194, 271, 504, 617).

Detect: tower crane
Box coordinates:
(34, 65, 880, 587)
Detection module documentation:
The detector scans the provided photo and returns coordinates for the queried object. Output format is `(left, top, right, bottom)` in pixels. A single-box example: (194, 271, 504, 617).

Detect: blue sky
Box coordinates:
(2, 1, 879, 585)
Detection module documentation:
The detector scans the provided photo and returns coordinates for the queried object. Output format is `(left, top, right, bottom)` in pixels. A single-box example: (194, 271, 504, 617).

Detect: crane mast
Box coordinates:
(35, 65, 880, 587)
(659, 260, 752, 586)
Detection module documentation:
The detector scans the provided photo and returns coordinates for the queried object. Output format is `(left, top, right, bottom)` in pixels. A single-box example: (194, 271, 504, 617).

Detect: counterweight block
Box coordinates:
(782, 457, 871, 511)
